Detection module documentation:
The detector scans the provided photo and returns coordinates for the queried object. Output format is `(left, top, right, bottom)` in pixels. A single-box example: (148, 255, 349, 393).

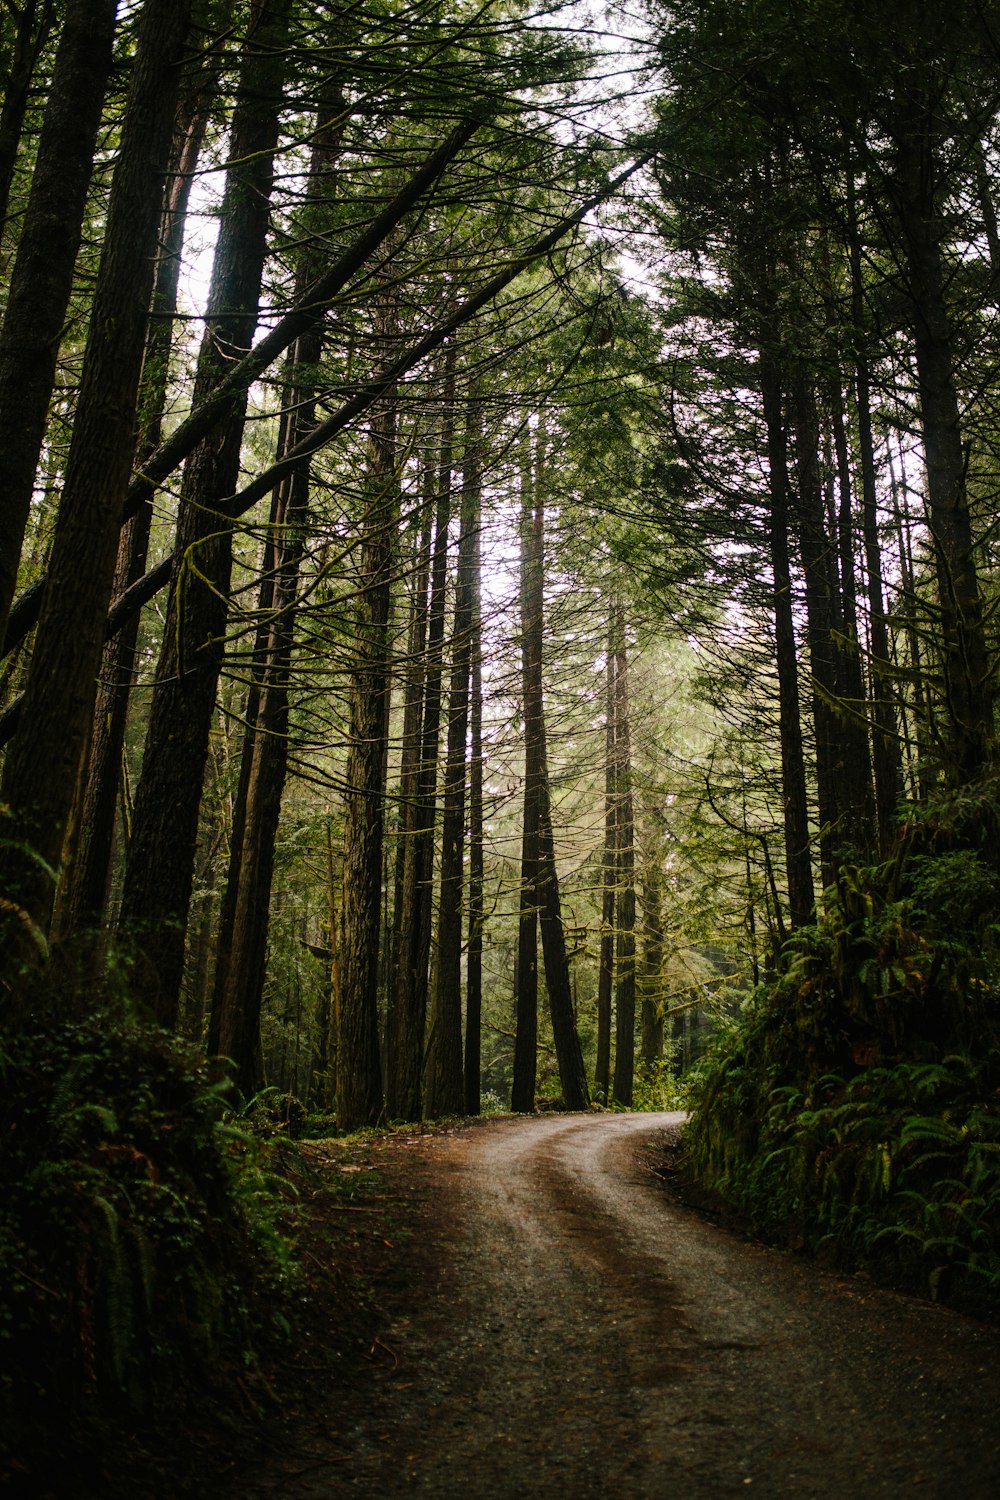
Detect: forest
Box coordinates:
(2, 0, 1000, 1484)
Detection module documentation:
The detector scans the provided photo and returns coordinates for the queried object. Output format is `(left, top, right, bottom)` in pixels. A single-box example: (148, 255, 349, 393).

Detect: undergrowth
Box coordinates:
(0, 1004, 298, 1491)
(685, 808, 1000, 1318)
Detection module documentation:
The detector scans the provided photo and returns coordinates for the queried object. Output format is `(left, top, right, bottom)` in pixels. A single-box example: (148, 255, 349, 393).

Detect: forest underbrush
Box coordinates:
(0, 994, 403, 1497)
(684, 787, 1000, 1319)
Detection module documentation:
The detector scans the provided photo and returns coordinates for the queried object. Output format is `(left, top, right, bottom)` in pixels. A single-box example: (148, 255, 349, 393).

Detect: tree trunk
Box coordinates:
(896, 131, 994, 776)
(611, 603, 635, 1108)
(0, 0, 58, 228)
(464, 418, 484, 1117)
(388, 345, 456, 1118)
(760, 356, 815, 928)
(524, 436, 589, 1111)
(511, 441, 540, 1114)
(384, 474, 434, 1118)
(791, 373, 852, 883)
(0, 0, 191, 953)
(829, 381, 877, 853)
(639, 853, 664, 1078)
(210, 92, 346, 1092)
(116, 0, 291, 1027)
(594, 615, 616, 1105)
(0, 0, 117, 650)
(65, 64, 215, 934)
(845, 176, 905, 849)
(425, 402, 480, 1117)
(335, 402, 399, 1130)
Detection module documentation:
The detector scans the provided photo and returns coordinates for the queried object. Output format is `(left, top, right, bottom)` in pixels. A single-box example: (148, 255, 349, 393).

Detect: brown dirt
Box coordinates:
(229, 1112, 1000, 1498)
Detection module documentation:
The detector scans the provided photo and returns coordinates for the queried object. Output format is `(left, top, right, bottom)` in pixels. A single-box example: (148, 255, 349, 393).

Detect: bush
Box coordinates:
(0, 1007, 295, 1482)
(683, 846, 1000, 1317)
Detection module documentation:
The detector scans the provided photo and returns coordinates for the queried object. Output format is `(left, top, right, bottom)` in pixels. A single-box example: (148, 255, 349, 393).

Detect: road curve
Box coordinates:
(262, 1113, 1000, 1497)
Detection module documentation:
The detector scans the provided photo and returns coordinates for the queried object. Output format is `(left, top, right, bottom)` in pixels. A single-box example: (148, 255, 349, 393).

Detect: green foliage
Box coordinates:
(684, 842, 1000, 1316)
(0, 1007, 296, 1475)
(632, 1061, 685, 1113)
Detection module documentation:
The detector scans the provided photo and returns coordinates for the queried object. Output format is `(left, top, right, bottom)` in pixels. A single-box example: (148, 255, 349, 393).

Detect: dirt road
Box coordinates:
(250, 1112, 1000, 1498)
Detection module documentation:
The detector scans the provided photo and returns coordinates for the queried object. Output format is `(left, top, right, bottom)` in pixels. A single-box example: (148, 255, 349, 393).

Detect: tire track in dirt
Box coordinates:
(243, 1113, 1000, 1498)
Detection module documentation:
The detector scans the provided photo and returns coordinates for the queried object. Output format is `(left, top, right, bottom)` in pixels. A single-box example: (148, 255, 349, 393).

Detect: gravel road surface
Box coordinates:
(247, 1112, 1000, 1498)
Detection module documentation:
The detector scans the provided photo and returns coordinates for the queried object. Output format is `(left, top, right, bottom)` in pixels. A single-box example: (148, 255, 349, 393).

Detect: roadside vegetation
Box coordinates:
(684, 778, 1000, 1318)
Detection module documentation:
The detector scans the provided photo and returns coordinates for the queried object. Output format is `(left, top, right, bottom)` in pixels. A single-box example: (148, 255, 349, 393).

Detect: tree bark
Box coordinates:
(594, 615, 616, 1105)
(829, 381, 877, 852)
(511, 440, 540, 1114)
(210, 92, 346, 1092)
(388, 346, 456, 1118)
(335, 402, 399, 1131)
(790, 374, 852, 883)
(525, 435, 589, 1111)
(65, 61, 216, 934)
(384, 474, 434, 1119)
(116, 0, 291, 1026)
(425, 401, 480, 1117)
(760, 356, 815, 928)
(848, 184, 903, 851)
(0, 0, 117, 654)
(611, 603, 635, 1109)
(639, 850, 664, 1077)
(464, 423, 484, 1117)
(0, 0, 191, 951)
(895, 129, 994, 776)
(0, 0, 58, 228)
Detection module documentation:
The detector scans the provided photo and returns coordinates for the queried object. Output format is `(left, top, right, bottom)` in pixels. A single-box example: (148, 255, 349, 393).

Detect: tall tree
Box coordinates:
(335, 391, 400, 1131)
(65, 46, 219, 934)
(594, 615, 617, 1104)
(611, 602, 636, 1108)
(464, 416, 485, 1116)
(0, 0, 117, 653)
(211, 89, 348, 1092)
(425, 400, 481, 1117)
(116, 0, 292, 1026)
(511, 435, 541, 1112)
(524, 429, 589, 1110)
(0, 0, 192, 955)
(0, 0, 58, 226)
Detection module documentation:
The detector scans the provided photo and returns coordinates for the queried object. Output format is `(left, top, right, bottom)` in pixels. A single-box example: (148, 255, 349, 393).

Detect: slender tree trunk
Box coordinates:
(210, 93, 346, 1090)
(0, 0, 58, 228)
(335, 401, 399, 1130)
(595, 617, 616, 1105)
(524, 437, 589, 1110)
(511, 441, 540, 1113)
(791, 374, 851, 882)
(760, 356, 815, 927)
(611, 604, 635, 1108)
(66, 68, 215, 934)
(384, 475, 433, 1118)
(0, 0, 117, 654)
(0, 0, 192, 953)
(889, 443, 935, 796)
(639, 853, 664, 1078)
(829, 381, 876, 852)
(389, 345, 456, 1117)
(845, 179, 904, 850)
(425, 403, 481, 1117)
(464, 429, 484, 1117)
(896, 131, 994, 775)
(311, 819, 338, 1107)
(116, 0, 291, 1026)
